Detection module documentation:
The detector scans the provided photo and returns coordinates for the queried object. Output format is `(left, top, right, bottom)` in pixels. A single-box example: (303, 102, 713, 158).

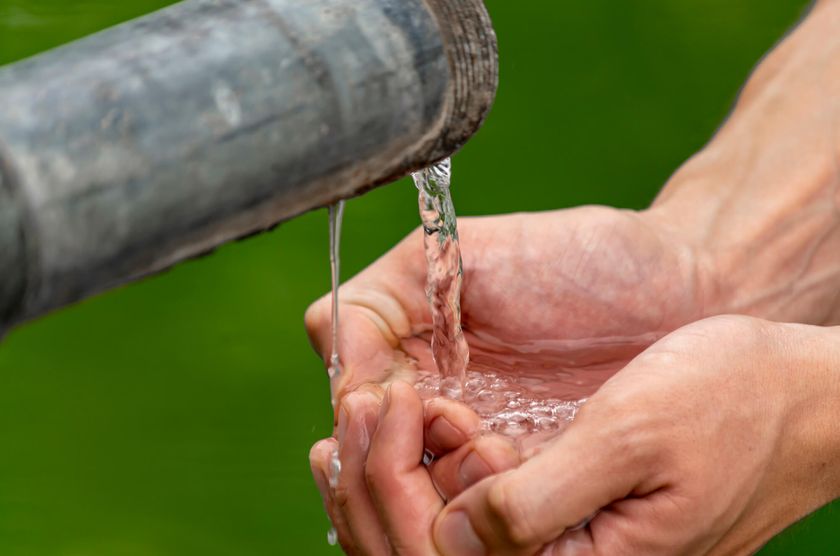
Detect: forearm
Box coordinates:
(646, 0, 840, 324)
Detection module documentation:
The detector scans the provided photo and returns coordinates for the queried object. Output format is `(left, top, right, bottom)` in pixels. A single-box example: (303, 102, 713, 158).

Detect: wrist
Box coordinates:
(643, 112, 840, 323)
(642, 1, 840, 325)
(772, 322, 840, 516)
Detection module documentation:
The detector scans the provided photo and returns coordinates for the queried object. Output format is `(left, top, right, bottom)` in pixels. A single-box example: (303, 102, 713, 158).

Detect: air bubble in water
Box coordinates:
(414, 370, 586, 438)
(535, 416, 559, 430)
(476, 389, 494, 401)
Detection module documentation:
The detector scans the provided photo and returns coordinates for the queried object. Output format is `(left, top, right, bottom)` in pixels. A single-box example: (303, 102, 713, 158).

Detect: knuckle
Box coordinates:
(486, 477, 538, 546)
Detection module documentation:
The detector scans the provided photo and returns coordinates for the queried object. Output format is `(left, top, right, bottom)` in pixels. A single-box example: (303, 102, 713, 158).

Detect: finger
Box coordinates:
(304, 229, 430, 394)
(305, 301, 404, 402)
(424, 397, 481, 455)
(303, 228, 422, 362)
(366, 381, 444, 555)
(310, 438, 354, 552)
(434, 402, 658, 555)
(335, 389, 391, 554)
(429, 434, 520, 501)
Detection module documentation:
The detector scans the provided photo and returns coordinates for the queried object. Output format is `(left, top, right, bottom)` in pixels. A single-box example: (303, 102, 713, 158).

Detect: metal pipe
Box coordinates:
(0, 0, 498, 333)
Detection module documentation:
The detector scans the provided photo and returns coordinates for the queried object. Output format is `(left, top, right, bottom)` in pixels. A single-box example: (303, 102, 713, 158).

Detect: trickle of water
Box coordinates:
(327, 201, 345, 384)
(411, 158, 470, 397)
(322, 203, 345, 549)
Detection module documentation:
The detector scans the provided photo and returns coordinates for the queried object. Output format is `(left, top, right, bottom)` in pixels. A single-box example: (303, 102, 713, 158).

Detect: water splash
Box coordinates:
(411, 158, 470, 397)
(410, 159, 594, 440)
(415, 369, 586, 437)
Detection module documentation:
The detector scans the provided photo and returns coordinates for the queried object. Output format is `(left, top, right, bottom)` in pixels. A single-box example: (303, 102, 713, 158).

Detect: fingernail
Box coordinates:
(337, 407, 349, 446)
(459, 451, 493, 488)
(436, 511, 485, 556)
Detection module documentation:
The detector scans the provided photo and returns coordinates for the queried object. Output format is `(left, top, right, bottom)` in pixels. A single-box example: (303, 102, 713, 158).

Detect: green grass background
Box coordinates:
(0, 0, 836, 553)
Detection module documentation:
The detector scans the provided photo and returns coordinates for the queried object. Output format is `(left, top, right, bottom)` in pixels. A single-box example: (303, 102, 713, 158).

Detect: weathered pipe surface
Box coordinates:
(0, 0, 497, 333)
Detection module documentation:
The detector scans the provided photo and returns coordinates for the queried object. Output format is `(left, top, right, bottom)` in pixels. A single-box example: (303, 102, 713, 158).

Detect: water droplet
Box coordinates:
(464, 376, 486, 394)
(329, 449, 341, 489)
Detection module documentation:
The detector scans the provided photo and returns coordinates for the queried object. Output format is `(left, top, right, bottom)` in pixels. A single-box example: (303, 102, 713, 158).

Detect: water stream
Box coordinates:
(411, 158, 470, 397)
(326, 200, 344, 547)
(411, 158, 587, 440)
(327, 201, 345, 386)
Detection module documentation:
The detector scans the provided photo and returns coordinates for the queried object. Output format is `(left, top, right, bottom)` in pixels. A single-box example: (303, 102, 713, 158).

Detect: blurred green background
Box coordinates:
(0, 0, 836, 554)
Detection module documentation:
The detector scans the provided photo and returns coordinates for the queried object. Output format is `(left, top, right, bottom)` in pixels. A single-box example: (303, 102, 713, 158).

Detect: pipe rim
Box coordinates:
(424, 0, 499, 161)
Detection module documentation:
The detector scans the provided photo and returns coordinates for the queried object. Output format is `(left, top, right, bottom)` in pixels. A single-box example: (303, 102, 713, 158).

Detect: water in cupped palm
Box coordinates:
(411, 158, 588, 438)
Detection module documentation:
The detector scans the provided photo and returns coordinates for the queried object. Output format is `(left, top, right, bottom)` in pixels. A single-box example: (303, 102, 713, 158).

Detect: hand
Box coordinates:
(306, 206, 708, 553)
(305, 1, 840, 552)
(306, 205, 712, 553)
(310, 382, 477, 555)
(433, 316, 840, 555)
(305, 206, 706, 398)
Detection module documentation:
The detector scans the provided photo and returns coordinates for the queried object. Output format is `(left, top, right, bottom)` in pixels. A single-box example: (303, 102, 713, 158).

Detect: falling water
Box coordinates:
(326, 201, 344, 548)
(411, 158, 470, 398)
(410, 159, 592, 440)
(327, 200, 345, 383)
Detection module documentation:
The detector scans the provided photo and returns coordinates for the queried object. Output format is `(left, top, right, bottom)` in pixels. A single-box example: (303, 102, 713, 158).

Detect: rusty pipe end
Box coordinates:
(425, 0, 499, 161)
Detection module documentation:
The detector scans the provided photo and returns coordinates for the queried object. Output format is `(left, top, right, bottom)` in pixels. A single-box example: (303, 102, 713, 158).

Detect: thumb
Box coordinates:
(433, 401, 659, 554)
(304, 230, 429, 398)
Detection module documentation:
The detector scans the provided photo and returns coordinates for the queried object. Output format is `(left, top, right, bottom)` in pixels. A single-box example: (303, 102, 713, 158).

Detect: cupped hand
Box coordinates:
(305, 206, 706, 401)
(305, 206, 711, 553)
(433, 315, 840, 555)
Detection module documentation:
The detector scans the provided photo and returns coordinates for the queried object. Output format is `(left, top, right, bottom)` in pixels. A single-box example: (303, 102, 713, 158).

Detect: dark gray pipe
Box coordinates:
(0, 0, 497, 333)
